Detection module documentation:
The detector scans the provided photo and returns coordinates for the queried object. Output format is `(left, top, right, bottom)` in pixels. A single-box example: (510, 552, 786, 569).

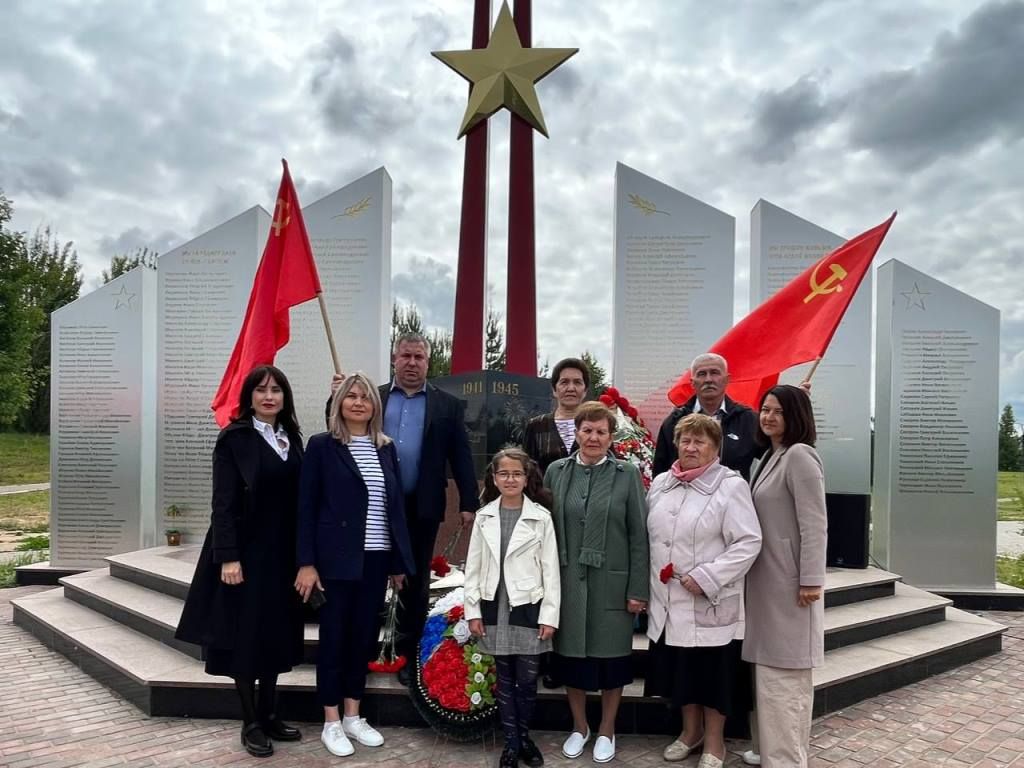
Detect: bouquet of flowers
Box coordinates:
(410, 587, 498, 740)
(367, 586, 406, 674)
(600, 387, 656, 489)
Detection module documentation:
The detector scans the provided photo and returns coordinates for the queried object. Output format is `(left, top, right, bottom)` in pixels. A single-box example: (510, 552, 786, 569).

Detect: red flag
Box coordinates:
(668, 212, 896, 408)
(211, 159, 322, 426)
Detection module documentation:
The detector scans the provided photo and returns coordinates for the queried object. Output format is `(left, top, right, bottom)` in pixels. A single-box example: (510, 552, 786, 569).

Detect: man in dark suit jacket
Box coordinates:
(329, 332, 477, 683)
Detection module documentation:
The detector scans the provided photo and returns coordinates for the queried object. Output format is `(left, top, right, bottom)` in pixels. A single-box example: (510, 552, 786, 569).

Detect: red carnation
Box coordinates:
(447, 605, 464, 622)
(599, 394, 614, 406)
(659, 563, 675, 584)
(605, 386, 620, 401)
(626, 405, 638, 420)
(430, 555, 451, 577)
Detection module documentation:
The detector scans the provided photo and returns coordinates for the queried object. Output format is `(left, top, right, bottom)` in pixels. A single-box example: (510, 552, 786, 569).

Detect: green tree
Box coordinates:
(102, 247, 157, 284)
(17, 226, 82, 432)
(999, 404, 1023, 472)
(390, 302, 452, 379)
(580, 350, 608, 399)
(0, 191, 38, 427)
(484, 309, 506, 372)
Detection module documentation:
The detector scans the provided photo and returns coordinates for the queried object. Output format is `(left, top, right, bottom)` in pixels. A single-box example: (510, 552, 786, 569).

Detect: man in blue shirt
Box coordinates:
(330, 333, 477, 684)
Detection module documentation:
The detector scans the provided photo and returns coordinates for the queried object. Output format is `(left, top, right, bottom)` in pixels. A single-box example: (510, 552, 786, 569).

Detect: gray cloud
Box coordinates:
(97, 227, 182, 259)
(392, 256, 456, 329)
(845, 0, 1024, 169)
(747, 75, 832, 163)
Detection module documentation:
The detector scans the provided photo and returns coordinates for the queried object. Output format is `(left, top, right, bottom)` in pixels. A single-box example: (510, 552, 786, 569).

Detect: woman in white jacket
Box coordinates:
(644, 414, 762, 768)
(465, 447, 561, 768)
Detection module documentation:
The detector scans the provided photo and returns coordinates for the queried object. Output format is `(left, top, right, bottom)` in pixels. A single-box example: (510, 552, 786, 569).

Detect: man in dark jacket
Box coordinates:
(652, 353, 762, 479)
(328, 332, 477, 684)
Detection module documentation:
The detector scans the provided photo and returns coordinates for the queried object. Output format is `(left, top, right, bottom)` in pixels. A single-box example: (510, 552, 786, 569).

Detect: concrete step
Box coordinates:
(12, 580, 1005, 730)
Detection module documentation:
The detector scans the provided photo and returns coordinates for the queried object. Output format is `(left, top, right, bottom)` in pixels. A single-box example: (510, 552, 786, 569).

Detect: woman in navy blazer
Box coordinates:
(295, 372, 415, 758)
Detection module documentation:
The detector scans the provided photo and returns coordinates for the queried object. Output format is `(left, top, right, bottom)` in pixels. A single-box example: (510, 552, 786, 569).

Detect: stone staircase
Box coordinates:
(11, 545, 1006, 732)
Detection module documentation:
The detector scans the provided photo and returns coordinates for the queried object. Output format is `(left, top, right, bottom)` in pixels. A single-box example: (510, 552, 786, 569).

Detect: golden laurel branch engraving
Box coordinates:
(333, 196, 373, 219)
(628, 193, 669, 216)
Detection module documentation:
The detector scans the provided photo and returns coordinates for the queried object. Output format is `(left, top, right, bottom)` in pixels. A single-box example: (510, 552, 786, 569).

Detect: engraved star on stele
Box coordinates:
(432, 0, 577, 138)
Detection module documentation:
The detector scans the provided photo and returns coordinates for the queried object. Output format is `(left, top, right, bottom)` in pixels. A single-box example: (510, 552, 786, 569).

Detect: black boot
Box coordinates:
(257, 675, 301, 741)
(240, 722, 273, 758)
(519, 735, 544, 766)
(499, 745, 519, 768)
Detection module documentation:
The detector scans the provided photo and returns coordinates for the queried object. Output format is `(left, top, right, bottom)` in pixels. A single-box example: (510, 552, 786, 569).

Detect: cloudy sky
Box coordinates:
(2, 0, 1022, 416)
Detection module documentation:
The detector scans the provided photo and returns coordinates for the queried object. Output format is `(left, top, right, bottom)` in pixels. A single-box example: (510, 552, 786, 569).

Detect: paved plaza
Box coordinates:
(1, 585, 1022, 768)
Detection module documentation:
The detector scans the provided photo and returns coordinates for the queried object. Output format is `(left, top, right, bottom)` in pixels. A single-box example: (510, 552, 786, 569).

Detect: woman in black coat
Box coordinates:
(176, 365, 305, 758)
(294, 371, 415, 758)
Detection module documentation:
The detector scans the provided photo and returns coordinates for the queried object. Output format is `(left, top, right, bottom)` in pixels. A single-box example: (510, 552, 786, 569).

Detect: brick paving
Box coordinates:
(1, 585, 1022, 768)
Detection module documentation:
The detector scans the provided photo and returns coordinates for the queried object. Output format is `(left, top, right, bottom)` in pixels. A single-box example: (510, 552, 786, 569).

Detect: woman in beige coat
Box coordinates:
(645, 414, 761, 768)
(742, 385, 827, 768)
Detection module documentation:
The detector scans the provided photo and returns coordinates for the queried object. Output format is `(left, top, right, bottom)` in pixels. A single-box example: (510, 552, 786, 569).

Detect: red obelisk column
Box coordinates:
(504, 0, 537, 375)
(450, 0, 491, 374)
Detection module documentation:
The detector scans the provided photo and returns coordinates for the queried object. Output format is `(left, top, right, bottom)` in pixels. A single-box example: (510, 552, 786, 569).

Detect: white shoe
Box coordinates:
(592, 734, 615, 763)
(321, 721, 354, 756)
(696, 754, 724, 768)
(562, 728, 591, 759)
(342, 717, 384, 747)
(742, 750, 762, 765)
(663, 735, 703, 761)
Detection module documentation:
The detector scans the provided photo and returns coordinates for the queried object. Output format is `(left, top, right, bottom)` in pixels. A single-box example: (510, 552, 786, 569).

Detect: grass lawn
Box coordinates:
(0, 551, 47, 588)
(0, 432, 49, 485)
(0, 491, 49, 532)
(998, 471, 1024, 521)
(996, 554, 1024, 589)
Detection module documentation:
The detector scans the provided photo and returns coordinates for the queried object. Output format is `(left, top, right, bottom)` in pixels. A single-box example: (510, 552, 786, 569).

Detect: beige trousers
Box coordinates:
(754, 664, 813, 768)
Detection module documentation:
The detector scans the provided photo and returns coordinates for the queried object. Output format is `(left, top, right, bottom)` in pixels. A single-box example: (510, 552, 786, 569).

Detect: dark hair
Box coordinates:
(236, 365, 301, 439)
(755, 384, 815, 448)
(480, 446, 553, 509)
(551, 357, 590, 391)
(573, 400, 616, 433)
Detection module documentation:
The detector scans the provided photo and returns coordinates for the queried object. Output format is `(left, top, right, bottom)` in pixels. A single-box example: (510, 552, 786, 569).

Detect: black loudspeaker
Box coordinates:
(825, 493, 870, 568)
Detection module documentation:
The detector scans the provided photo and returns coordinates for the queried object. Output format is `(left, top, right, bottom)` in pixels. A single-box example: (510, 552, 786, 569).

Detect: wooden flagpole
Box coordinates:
(801, 356, 824, 387)
(316, 292, 342, 374)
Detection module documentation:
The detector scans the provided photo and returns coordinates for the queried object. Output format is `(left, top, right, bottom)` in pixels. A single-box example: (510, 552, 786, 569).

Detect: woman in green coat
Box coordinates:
(544, 401, 649, 764)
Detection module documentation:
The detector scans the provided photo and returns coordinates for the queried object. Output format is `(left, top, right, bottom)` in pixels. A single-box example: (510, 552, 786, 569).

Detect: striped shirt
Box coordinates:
(555, 418, 576, 453)
(349, 436, 391, 551)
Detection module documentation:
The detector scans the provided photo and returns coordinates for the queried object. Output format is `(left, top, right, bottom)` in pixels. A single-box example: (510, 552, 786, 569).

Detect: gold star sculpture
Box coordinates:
(432, 0, 577, 138)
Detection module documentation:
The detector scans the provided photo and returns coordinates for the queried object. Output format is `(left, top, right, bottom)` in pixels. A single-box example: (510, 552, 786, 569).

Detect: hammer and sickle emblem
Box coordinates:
(271, 199, 291, 236)
(803, 261, 848, 303)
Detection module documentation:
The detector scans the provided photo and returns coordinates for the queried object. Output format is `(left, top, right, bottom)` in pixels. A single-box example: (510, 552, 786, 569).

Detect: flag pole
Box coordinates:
(802, 356, 824, 385)
(316, 292, 342, 374)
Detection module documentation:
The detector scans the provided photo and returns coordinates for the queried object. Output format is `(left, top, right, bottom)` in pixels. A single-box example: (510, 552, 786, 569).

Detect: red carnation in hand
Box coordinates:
(626, 405, 639, 420)
(599, 394, 614, 406)
(659, 563, 675, 584)
(604, 386, 620, 401)
(430, 555, 451, 577)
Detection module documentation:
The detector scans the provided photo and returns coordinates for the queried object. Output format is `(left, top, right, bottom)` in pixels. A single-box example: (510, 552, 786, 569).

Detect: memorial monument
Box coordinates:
(613, 162, 735, 428)
(750, 200, 872, 566)
(873, 258, 1000, 590)
(431, 0, 577, 469)
(49, 267, 157, 568)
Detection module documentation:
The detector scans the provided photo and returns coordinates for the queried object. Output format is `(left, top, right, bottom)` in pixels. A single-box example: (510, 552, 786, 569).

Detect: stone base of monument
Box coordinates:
(11, 545, 1006, 728)
(431, 370, 553, 560)
(14, 560, 87, 586)
(933, 583, 1024, 612)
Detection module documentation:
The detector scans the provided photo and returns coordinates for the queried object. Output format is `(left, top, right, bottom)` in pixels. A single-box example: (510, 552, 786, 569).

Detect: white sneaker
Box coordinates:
(592, 734, 615, 763)
(342, 717, 384, 747)
(742, 750, 762, 765)
(321, 721, 354, 756)
(562, 728, 591, 759)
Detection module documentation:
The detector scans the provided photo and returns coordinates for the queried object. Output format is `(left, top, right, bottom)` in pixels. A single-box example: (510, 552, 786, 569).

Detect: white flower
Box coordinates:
(452, 619, 471, 644)
(474, 671, 485, 683)
(471, 653, 482, 664)
(470, 691, 482, 706)
(428, 588, 465, 617)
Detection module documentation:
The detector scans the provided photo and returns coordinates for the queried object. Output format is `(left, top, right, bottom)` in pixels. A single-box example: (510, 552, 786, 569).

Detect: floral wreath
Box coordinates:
(409, 587, 498, 741)
(599, 386, 656, 489)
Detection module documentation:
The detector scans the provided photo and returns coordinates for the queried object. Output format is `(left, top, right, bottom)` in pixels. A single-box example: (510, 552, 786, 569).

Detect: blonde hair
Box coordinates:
(673, 412, 722, 450)
(328, 372, 391, 447)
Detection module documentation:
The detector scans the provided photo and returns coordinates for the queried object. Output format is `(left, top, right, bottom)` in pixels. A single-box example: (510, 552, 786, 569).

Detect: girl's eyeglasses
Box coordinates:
(495, 471, 526, 480)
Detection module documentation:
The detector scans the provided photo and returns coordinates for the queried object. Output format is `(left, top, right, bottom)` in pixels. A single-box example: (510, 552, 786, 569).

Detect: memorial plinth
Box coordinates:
(873, 259, 999, 590)
(750, 200, 872, 567)
(50, 266, 157, 568)
(612, 163, 734, 428)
